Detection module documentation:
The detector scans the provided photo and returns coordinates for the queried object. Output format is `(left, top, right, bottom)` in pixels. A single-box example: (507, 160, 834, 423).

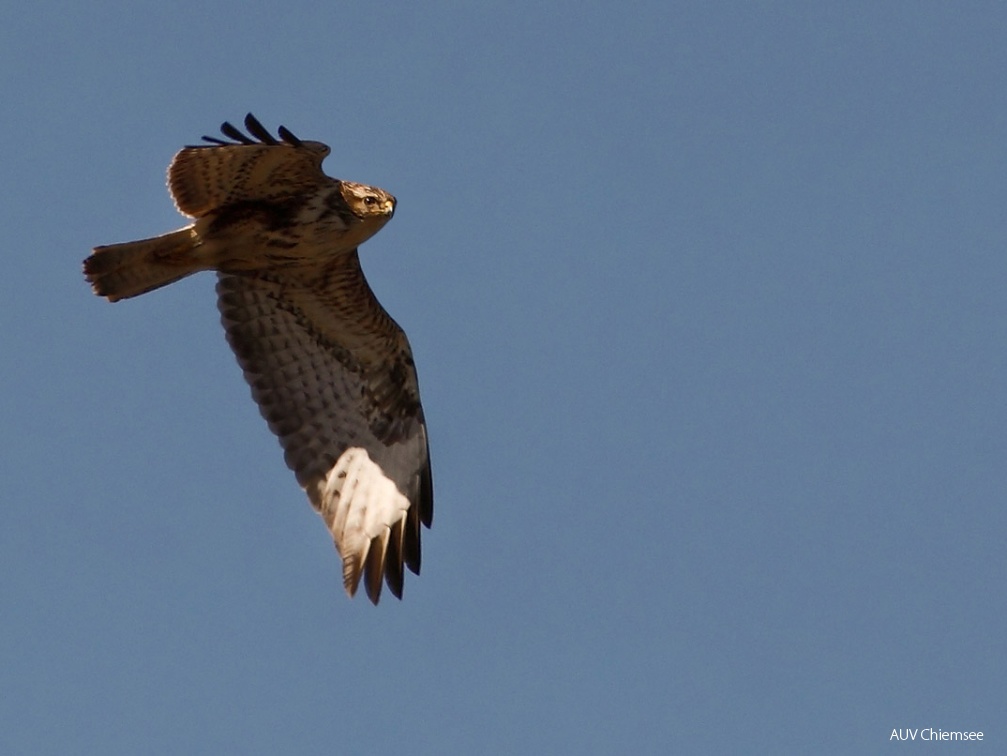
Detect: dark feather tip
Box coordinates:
(243, 113, 279, 145)
(277, 125, 303, 147)
(219, 120, 255, 144)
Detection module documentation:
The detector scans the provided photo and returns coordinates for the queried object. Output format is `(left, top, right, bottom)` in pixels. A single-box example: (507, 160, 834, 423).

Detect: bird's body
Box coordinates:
(84, 115, 432, 604)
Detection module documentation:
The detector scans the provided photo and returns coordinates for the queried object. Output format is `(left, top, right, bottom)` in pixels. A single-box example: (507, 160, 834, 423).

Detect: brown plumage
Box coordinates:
(84, 114, 432, 604)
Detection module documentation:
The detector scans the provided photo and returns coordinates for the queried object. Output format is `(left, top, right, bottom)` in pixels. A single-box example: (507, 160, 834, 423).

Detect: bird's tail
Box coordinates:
(83, 227, 204, 302)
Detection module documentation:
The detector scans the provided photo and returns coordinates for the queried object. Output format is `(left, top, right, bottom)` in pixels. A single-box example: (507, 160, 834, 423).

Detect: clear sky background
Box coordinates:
(2, 3, 1005, 754)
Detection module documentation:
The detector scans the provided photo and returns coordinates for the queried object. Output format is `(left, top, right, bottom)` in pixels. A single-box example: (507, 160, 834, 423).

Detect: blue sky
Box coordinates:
(3, 2, 1005, 753)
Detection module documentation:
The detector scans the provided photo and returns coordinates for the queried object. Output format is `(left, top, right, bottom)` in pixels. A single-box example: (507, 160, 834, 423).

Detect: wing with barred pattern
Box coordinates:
(215, 254, 432, 603)
(168, 114, 332, 218)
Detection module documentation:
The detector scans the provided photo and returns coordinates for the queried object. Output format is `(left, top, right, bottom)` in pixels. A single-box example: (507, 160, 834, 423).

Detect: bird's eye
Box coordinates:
(363, 196, 377, 206)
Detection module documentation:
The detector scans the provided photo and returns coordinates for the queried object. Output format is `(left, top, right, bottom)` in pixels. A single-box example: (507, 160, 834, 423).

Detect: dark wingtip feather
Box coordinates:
(420, 464, 434, 528)
(277, 125, 303, 147)
(219, 120, 255, 144)
(364, 539, 387, 605)
(196, 115, 304, 149)
(243, 113, 279, 145)
(403, 500, 422, 576)
(385, 572, 404, 601)
(385, 519, 406, 599)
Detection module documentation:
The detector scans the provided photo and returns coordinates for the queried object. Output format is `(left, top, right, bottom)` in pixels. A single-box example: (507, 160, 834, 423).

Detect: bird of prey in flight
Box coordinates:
(84, 114, 432, 604)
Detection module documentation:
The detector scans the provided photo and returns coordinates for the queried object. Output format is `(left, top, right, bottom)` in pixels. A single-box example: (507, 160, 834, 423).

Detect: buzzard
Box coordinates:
(84, 114, 432, 604)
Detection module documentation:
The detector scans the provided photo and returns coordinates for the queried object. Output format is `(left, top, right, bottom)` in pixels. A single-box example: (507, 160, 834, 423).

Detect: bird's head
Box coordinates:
(341, 181, 396, 224)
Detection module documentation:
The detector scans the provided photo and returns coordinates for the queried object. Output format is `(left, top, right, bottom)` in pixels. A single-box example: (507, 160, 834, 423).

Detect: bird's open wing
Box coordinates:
(216, 254, 432, 604)
(168, 113, 332, 218)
